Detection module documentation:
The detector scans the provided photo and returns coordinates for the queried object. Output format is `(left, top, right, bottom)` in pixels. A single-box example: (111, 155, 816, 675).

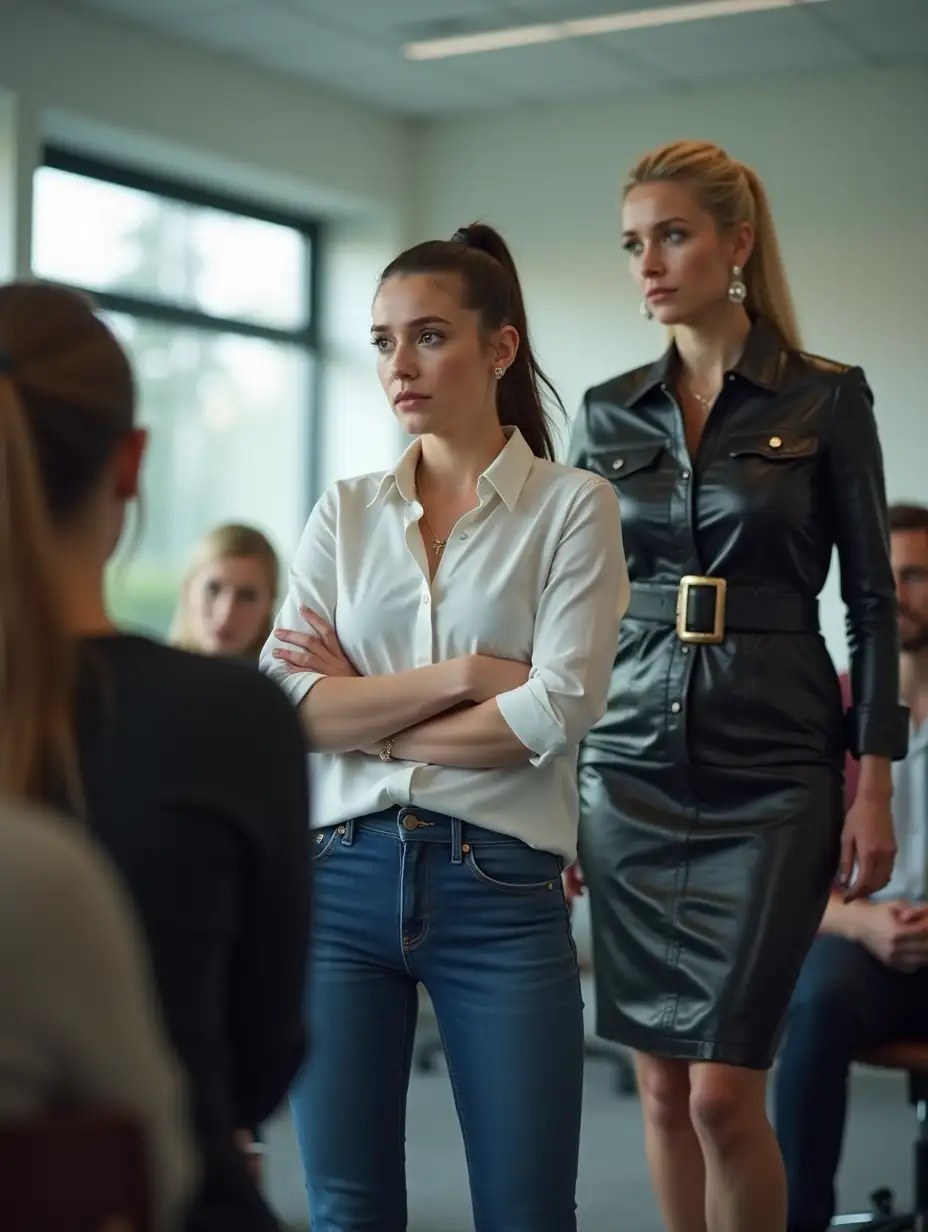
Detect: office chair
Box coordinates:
(831, 1041, 928, 1232)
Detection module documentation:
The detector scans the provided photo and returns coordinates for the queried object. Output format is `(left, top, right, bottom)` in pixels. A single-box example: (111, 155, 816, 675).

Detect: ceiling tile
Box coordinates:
(806, 0, 928, 62)
(162, 5, 520, 114)
(78, 0, 245, 17)
(278, 0, 501, 39)
(502, 0, 692, 16)
(601, 5, 864, 83)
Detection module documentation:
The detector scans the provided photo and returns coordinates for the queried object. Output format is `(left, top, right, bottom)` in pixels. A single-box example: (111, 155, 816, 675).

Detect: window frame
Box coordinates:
(37, 144, 324, 506)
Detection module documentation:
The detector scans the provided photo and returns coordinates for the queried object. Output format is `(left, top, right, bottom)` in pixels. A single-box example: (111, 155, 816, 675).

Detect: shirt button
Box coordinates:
(612, 458, 624, 471)
(421, 593, 430, 605)
(681, 646, 690, 655)
(458, 533, 468, 541)
(671, 701, 682, 713)
(681, 468, 691, 479)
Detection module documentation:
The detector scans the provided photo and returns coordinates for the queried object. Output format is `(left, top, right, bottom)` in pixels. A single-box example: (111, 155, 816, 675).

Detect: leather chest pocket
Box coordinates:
(588, 441, 665, 480)
(728, 432, 819, 462)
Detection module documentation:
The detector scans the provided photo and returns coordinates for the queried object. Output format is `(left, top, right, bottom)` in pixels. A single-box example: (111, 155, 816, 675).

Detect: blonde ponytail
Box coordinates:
(0, 373, 78, 805)
(625, 140, 802, 352)
(737, 164, 801, 352)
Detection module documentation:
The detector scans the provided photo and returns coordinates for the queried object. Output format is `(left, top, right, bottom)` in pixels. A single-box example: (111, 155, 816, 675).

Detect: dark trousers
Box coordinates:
(289, 807, 585, 1232)
(774, 932, 928, 1232)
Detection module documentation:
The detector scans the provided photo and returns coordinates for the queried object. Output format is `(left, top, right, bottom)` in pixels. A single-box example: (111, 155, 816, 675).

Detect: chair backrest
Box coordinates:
(0, 1108, 150, 1232)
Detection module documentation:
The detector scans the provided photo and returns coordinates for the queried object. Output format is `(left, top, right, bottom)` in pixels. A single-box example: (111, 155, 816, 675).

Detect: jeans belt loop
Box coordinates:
(342, 818, 356, 847)
(450, 817, 463, 865)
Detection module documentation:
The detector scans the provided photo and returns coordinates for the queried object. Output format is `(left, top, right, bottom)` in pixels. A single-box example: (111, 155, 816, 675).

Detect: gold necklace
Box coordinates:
(691, 389, 714, 410)
(420, 505, 447, 559)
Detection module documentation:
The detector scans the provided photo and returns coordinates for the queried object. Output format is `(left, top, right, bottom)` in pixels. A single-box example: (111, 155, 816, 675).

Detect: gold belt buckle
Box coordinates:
(676, 576, 727, 644)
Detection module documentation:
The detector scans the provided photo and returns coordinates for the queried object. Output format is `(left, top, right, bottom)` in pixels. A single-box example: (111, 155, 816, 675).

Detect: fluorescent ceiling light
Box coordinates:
(404, 0, 830, 60)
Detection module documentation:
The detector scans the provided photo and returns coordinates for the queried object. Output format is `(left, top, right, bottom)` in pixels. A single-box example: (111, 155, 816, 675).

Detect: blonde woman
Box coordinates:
(568, 141, 906, 1232)
(171, 524, 279, 660)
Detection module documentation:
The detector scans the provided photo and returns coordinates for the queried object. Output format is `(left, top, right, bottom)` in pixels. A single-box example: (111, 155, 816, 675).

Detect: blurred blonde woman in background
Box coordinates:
(171, 524, 279, 661)
(170, 523, 284, 1181)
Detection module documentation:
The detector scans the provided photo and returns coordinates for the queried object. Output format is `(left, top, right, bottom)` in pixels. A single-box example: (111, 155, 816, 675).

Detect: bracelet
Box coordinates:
(379, 737, 395, 763)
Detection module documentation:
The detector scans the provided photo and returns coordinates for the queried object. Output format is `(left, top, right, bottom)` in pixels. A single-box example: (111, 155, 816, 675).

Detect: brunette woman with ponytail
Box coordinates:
(262, 223, 629, 1230)
(568, 140, 905, 1232)
(0, 282, 310, 1232)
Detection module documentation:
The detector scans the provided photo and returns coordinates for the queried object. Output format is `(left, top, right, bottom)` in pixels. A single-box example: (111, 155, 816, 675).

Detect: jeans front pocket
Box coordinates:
(311, 825, 345, 865)
(465, 841, 564, 896)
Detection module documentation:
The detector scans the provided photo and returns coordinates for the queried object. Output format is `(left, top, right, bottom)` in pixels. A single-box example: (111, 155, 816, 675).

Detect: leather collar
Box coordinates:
(626, 316, 787, 407)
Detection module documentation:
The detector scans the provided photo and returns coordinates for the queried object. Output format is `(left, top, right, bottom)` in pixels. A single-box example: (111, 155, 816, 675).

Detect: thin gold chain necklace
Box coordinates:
(420, 506, 447, 559)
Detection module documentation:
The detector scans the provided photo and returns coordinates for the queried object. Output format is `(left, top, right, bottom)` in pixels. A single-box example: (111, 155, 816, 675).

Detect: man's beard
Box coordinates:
(900, 616, 928, 654)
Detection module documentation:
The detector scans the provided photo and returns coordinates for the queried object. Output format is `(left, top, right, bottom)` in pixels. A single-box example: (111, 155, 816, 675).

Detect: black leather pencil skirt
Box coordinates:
(578, 759, 843, 1070)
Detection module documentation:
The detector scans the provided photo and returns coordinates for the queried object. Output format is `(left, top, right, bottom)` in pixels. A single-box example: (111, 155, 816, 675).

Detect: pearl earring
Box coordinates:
(728, 265, 747, 304)
(494, 366, 505, 379)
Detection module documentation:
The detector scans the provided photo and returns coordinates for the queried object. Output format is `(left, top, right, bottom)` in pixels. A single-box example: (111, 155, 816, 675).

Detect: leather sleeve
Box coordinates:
(567, 392, 591, 469)
(828, 367, 908, 759)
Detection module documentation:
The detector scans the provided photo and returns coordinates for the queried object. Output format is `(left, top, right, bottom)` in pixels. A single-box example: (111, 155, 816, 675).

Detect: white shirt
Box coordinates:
(873, 717, 928, 902)
(261, 427, 629, 861)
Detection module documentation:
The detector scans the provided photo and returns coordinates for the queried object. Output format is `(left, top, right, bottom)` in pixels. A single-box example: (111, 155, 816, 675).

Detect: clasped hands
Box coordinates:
(859, 898, 928, 972)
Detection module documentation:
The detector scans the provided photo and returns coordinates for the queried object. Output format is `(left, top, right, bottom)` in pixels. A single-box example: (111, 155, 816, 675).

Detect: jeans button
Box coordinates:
(402, 814, 420, 830)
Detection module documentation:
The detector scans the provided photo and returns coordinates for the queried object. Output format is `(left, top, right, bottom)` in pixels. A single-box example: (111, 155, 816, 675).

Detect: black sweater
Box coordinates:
(74, 635, 310, 1232)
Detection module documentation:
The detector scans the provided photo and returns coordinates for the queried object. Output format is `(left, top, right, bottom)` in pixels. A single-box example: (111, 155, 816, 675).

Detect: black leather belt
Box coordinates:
(627, 578, 820, 644)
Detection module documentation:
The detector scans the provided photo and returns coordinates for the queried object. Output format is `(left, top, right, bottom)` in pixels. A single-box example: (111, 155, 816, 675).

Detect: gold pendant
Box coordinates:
(434, 539, 446, 558)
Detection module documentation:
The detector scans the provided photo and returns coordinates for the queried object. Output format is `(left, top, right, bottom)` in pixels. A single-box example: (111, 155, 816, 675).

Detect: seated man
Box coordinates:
(775, 503, 928, 1232)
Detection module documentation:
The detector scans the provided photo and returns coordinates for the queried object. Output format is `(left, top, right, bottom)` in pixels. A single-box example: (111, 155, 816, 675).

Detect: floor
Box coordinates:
(262, 1057, 913, 1231)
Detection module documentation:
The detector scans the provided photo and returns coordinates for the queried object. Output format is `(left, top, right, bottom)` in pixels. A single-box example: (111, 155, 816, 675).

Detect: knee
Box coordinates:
(636, 1055, 691, 1134)
(689, 1071, 758, 1158)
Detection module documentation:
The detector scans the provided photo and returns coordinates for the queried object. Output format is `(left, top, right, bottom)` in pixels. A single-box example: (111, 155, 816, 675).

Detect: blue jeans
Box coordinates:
(774, 933, 928, 1231)
(290, 806, 584, 1232)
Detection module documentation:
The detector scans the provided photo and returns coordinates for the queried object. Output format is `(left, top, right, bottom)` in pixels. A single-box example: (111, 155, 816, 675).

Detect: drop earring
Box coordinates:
(640, 300, 653, 320)
(728, 265, 747, 304)
(494, 366, 505, 379)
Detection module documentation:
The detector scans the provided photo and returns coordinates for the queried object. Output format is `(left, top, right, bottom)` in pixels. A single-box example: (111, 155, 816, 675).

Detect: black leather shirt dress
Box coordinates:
(570, 316, 908, 1069)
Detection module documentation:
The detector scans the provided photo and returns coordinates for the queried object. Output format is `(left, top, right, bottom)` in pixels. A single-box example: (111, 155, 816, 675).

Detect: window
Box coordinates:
(32, 149, 319, 636)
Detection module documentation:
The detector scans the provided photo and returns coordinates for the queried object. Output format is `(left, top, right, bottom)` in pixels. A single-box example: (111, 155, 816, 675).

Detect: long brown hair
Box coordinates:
(0, 281, 135, 804)
(625, 140, 802, 352)
(379, 223, 564, 460)
(170, 523, 280, 660)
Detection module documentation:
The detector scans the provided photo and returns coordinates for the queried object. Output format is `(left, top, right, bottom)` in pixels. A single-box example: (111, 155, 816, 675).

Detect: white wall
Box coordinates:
(415, 64, 928, 666)
(0, 0, 414, 507)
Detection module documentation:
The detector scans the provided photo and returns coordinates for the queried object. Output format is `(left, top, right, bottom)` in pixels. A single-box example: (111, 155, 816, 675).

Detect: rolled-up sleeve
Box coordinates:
(495, 477, 628, 767)
(827, 367, 908, 759)
(259, 487, 338, 709)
